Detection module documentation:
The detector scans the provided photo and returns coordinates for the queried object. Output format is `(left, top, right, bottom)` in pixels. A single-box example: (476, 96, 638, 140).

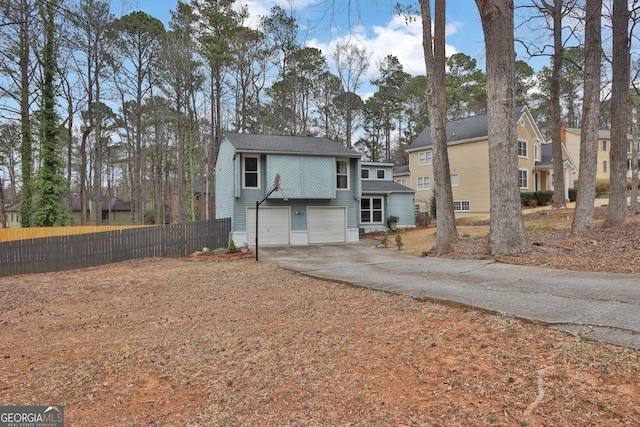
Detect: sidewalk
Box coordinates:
(260, 243, 640, 350)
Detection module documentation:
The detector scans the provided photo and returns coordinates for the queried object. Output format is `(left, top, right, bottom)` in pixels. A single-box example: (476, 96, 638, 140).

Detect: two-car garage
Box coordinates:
(246, 207, 346, 246)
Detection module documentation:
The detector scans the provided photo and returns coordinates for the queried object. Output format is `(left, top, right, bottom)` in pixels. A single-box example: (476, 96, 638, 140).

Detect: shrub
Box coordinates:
(568, 188, 577, 202)
(416, 213, 431, 227)
(520, 192, 536, 207)
(595, 179, 610, 197)
(395, 234, 403, 250)
(380, 234, 389, 247)
(430, 190, 437, 219)
(534, 191, 553, 206)
(227, 239, 237, 253)
(386, 215, 400, 229)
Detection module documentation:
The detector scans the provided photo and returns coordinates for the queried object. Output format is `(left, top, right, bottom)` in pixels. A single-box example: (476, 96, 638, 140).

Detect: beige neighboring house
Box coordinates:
(405, 106, 577, 217)
(559, 126, 635, 184)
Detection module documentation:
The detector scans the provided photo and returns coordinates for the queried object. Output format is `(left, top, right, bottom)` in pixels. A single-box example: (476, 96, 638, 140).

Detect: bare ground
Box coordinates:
(0, 207, 639, 426)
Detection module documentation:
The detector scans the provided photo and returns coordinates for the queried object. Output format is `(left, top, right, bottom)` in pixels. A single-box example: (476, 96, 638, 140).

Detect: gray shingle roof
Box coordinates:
(362, 180, 414, 193)
(536, 143, 553, 167)
(409, 106, 526, 151)
(565, 128, 632, 140)
(224, 132, 361, 158)
(393, 165, 410, 175)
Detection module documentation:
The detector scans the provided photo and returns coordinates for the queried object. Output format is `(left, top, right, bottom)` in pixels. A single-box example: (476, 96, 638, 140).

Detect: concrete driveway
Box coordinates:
(259, 242, 640, 350)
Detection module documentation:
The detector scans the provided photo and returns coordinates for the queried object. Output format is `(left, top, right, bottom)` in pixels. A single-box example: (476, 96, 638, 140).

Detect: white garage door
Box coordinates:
(247, 207, 290, 246)
(308, 207, 346, 244)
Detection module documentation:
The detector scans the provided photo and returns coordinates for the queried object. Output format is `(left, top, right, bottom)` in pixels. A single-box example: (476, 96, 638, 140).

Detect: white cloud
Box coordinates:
(308, 14, 459, 84)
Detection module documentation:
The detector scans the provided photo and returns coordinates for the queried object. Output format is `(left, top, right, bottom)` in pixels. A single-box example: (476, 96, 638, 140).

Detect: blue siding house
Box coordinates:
(360, 162, 416, 232)
(215, 133, 362, 246)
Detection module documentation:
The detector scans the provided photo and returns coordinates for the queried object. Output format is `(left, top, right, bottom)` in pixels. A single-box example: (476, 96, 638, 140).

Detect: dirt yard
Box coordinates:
(0, 207, 639, 426)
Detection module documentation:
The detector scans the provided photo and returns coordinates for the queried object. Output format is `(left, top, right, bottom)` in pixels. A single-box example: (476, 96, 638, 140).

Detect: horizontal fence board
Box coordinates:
(0, 218, 231, 277)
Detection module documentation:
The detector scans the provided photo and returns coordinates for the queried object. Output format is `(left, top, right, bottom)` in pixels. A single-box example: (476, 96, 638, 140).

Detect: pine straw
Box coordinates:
(385, 207, 640, 274)
(0, 257, 638, 426)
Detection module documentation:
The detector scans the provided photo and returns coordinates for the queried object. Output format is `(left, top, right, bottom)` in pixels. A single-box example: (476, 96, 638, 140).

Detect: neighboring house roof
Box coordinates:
(362, 180, 414, 194)
(535, 143, 578, 173)
(408, 106, 533, 151)
(223, 132, 361, 158)
(537, 143, 554, 167)
(393, 165, 410, 175)
(564, 128, 632, 140)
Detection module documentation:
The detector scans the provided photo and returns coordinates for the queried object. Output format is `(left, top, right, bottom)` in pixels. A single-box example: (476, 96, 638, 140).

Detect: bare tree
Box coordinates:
(571, 0, 602, 234)
(476, 0, 531, 255)
(332, 41, 370, 147)
(418, 0, 458, 254)
(603, 0, 630, 228)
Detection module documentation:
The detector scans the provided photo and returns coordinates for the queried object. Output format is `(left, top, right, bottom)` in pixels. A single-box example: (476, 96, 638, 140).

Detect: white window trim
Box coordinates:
(519, 168, 529, 189)
(360, 197, 384, 224)
(418, 151, 432, 166)
(450, 173, 459, 187)
(453, 201, 470, 212)
(603, 160, 608, 174)
(417, 176, 430, 190)
(534, 143, 539, 162)
(376, 169, 385, 179)
(396, 178, 407, 186)
(517, 139, 528, 158)
(602, 140, 608, 152)
(337, 158, 350, 190)
(361, 168, 370, 179)
(242, 154, 260, 189)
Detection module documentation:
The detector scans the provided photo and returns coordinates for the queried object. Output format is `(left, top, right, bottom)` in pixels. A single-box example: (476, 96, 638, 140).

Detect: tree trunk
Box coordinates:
(18, 0, 34, 228)
(632, 109, 639, 214)
(549, 0, 567, 208)
(419, 0, 458, 254)
(476, 0, 531, 255)
(603, 0, 630, 228)
(571, 0, 602, 234)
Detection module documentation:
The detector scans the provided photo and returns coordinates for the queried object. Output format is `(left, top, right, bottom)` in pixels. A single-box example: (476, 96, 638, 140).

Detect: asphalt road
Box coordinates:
(260, 242, 640, 350)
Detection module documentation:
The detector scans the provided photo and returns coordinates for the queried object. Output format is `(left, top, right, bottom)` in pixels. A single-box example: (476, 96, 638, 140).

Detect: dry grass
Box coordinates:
(1, 255, 639, 426)
(378, 207, 640, 274)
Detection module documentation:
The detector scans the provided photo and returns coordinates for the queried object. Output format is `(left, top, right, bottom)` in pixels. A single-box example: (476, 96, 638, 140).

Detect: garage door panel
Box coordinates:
(247, 208, 289, 246)
(308, 207, 345, 244)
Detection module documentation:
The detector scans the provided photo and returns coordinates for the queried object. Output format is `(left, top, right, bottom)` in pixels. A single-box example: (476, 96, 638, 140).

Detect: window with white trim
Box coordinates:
(518, 169, 529, 189)
(360, 197, 383, 223)
(396, 178, 407, 186)
(417, 176, 430, 190)
(602, 140, 608, 152)
(243, 155, 260, 188)
(534, 143, 539, 161)
(376, 169, 385, 179)
(602, 160, 608, 174)
(517, 139, 528, 158)
(418, 151, 432, 166)
(453, 201, 470, 212)
(337, 159, 349, 189)
(450, 173, 459, 186)
(361, 169, 370, 179)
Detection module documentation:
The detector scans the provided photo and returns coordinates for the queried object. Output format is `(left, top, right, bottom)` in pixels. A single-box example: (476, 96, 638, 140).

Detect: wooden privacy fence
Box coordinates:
(0, 218, 231, 277)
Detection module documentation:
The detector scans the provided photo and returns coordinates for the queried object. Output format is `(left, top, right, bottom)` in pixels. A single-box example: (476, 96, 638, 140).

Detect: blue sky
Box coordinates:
(130, 0, 492, 79)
